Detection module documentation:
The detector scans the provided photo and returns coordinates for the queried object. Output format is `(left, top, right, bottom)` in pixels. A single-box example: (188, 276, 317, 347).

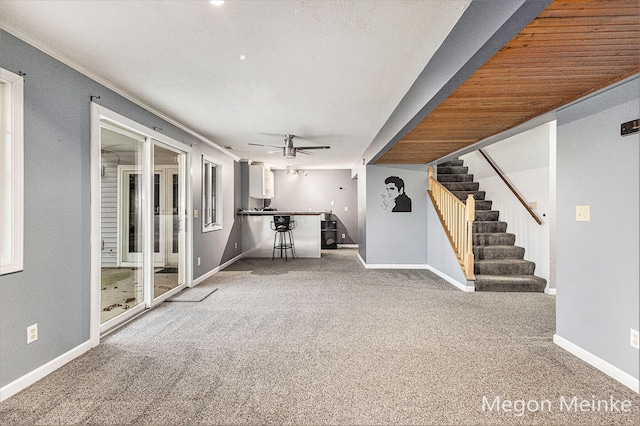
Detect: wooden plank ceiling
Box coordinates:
(376, 0, 640, 165)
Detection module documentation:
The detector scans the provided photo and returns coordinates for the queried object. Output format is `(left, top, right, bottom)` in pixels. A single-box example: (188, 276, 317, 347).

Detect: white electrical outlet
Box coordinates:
(631, 329, 639, 349)
(342, 234, 346, 239)
(235, 242, 238, 249)
(344, 206, 348, 212)
(330, 200, 335, 206)
(197, 257, 201, 266)
(27, 324, 38, 344)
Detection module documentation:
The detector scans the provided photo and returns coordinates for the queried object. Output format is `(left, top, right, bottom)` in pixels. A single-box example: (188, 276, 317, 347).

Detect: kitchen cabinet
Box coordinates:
(249, 165, 274, 198)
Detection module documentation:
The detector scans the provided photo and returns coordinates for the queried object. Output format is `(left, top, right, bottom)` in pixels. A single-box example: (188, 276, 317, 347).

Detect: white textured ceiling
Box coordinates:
(0, 0, 471, 169)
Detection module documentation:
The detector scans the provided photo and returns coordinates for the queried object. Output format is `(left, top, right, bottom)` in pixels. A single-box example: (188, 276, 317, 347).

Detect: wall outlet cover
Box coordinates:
(575, 205, 590, 222)
(27, 324, 38, 344)
(631, 329, 639, 349)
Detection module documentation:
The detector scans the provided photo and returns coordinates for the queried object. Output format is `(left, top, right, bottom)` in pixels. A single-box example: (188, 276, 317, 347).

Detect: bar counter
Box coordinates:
(239, 211, 330, 258)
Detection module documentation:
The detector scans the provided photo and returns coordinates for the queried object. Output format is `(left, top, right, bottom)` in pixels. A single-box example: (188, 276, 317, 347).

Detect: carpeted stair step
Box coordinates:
(473, 221, 507, 233)
(475, 259, 536, 275)
(452, 190, 485, 201)
(474, 245, 525, 260)
(474, 200, 493, 210)
(437, 173, 474, 183)
(475, 210, 500, 221)
(439, 159, 464, 167)
(441, 181, 480, 192)
(474, 275, 547, 292)
(473, 232, 516, 246)
(437, 166, 468, 175)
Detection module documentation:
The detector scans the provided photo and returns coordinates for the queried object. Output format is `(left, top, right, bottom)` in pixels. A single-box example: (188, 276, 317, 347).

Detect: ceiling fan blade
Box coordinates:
(267, 149, 282, 154)
(248, 143, 282, 148)
(296, 150, 311, 155)
(296, 146, 330, 150)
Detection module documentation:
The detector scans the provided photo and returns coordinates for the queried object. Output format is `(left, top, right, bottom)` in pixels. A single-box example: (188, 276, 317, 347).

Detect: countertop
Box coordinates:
(239, 210, 330, 216)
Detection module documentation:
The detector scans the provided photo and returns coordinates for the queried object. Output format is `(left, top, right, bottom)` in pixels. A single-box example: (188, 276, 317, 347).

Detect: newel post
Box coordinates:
(465, 194, 476, 280)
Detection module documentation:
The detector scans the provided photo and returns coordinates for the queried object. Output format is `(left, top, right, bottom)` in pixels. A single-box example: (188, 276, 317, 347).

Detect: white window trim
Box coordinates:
(202, 155, 222, 232)
(1, 68, 24, 275)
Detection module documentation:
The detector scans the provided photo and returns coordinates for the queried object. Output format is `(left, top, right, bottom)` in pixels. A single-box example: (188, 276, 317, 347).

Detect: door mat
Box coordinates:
(156, 267, 178, 274)
(166, 286, 217, 302)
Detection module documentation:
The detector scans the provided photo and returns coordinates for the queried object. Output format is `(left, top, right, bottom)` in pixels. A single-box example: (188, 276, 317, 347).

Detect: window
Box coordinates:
(1, 68, 24, 275)
(202, 156, 222, 232)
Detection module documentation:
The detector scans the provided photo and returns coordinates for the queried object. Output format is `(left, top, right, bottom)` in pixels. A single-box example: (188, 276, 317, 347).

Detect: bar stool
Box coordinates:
(271, 215, 295, 260)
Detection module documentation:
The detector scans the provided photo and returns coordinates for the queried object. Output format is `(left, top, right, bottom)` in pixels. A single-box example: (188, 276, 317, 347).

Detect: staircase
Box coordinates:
(437, 159, 546, 292)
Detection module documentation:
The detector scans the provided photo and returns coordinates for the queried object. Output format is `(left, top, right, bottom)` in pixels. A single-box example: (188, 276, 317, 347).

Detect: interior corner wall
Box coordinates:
(460, 123, 552, 283)
(555, 77, 639, 382)
(364, 164, 429, 265)
(357, 165, 367, 262)
(269, 169, 358, 244)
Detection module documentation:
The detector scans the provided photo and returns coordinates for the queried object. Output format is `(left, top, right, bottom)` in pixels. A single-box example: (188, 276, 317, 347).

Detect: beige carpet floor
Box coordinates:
(1, 249, 638, 425)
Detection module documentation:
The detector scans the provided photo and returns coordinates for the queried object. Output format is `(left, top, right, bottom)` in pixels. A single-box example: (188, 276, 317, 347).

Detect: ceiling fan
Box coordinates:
(249, 134, 330, 159)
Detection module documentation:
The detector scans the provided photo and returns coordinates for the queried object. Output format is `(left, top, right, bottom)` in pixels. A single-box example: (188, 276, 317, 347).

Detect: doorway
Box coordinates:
(92, 105, 191, 335)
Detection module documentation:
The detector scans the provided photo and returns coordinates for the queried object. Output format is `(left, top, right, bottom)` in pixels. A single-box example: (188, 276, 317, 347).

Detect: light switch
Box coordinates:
(194, 209, 199, 219)
(331, 200, 335, 206)
(576, 205, 590, 222)
(529, 201, 538, 209)
(344, 206, 348, 212)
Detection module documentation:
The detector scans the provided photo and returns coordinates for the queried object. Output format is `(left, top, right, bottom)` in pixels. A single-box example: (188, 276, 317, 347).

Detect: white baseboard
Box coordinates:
(337, 244, 358, 249)
(545, 286, 556, 295)
(426, 265, 475, 292)
(0, 340, 91, 402)
(554, 334, 639, 393)
(192, 252, 244, 286)
(356, 254, 473, 292)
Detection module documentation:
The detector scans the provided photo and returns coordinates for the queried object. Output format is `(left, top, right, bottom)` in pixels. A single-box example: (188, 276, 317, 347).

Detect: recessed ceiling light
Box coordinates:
(239, 55, 246, 61)
(210, 1, 224, 6)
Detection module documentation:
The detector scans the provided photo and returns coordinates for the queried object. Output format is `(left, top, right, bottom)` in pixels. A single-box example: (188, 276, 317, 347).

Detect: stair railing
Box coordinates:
(428, 166, 475, 280)
(478, 149, 542, 225)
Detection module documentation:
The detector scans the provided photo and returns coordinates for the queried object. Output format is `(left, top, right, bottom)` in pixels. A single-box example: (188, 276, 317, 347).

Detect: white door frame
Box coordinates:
(90, 103, 192, 345)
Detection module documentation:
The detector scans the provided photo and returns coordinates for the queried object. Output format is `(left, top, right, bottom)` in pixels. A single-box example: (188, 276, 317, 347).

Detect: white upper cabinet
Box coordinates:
(249, 165, 274, 199)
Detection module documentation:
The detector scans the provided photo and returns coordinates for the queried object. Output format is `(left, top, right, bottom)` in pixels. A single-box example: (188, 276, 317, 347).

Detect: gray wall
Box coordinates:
(364, 164, 429, 265)
(192, 157, 243, 276)
(0, 30, 240, 388)
(269, 169, 358, 244)
(556, 77, 639, 380)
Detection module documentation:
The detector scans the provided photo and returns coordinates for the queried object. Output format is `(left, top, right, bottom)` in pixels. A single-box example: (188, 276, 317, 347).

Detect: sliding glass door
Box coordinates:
(97, 118, 188, 333)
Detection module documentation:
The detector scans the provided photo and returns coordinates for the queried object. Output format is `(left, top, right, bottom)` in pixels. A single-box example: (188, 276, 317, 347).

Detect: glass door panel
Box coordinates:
(121, 169, 164, 265)
(152, 143, 185, 300)
(100, 126, 145, 326)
